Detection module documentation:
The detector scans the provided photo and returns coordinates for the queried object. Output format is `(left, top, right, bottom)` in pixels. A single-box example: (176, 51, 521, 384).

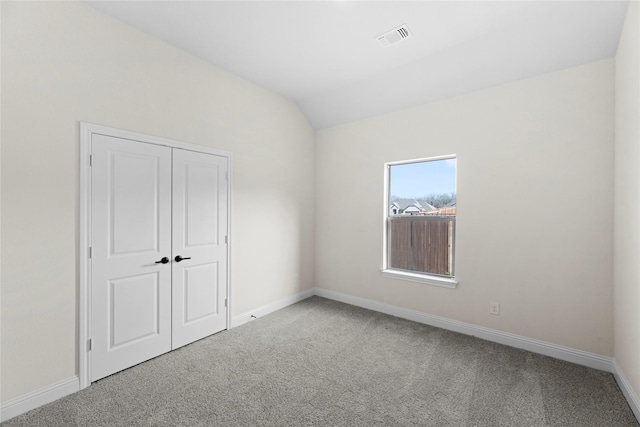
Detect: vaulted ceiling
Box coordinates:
(86, 1, 629, 129)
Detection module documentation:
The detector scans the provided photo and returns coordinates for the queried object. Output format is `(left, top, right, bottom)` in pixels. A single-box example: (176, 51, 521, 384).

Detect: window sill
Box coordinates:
(380, 269, 458, 288)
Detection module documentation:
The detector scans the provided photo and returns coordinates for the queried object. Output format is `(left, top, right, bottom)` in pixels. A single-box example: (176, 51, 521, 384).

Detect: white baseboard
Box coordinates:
(231, 288, 315, 328)
(3, 288, 634, 423)
(613, 359, 640, 422)
(0, 289, 314, 422)
(314, 288, 614, 373)
(0, 376, 79, 422)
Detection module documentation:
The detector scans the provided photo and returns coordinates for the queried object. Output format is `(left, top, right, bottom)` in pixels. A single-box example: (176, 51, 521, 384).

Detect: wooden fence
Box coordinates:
(388, 216, 455, 276)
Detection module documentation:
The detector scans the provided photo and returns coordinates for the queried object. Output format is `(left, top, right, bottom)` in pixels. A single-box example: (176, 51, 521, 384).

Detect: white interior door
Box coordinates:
(171, 149, 228, 349)
(89, 132, 229, 381)
(90, 135, 172, 381)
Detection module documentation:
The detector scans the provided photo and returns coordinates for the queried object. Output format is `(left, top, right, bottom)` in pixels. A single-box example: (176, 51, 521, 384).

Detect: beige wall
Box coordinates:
(2, 0, 636, 414)
(0, 2, 315, 401)
(614, 0, 640, 405)
(316, 59, 615, 356)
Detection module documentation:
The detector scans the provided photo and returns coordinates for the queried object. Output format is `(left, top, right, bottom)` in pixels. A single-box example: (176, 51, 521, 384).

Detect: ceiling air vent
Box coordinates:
(376, 24, 412, 48)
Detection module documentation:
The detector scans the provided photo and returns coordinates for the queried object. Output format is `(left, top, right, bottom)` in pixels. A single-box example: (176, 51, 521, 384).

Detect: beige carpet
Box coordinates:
(3, 296, 638, 426)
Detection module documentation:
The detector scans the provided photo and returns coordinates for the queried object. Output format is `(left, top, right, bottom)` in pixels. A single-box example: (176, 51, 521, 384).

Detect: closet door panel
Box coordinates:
(171, 149, 228, 349)
(90, 135, 172, 381)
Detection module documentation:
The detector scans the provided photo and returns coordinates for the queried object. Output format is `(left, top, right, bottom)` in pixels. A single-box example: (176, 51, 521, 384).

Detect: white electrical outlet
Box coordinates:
(490, 301, 500, 315)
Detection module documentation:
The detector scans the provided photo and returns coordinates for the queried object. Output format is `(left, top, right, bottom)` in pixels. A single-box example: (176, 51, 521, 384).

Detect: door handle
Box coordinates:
(174, 255, 191, 262)
(155, 257, 170, 264)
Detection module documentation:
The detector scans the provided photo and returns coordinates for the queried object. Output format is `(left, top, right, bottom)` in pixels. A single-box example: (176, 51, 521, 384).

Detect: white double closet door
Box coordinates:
(90, 134, 228, 381)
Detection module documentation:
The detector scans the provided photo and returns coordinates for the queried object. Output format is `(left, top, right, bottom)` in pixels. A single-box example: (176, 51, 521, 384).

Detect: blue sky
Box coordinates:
(389, 158, 456, 198)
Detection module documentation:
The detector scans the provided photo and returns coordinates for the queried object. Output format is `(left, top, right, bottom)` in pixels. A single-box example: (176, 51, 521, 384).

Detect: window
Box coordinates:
(382, 156, 457, 288)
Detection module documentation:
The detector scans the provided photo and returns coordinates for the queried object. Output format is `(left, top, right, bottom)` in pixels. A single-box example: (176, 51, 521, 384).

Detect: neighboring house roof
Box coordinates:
(390, 199, 443, 214)
(389, 203, 400, 215)
(394, 199, 424, 211)
(421, 202, 437, 211)
(390, 199, 425, 215)
(393, 199, 413, 209)
(391, 198, 455, 215)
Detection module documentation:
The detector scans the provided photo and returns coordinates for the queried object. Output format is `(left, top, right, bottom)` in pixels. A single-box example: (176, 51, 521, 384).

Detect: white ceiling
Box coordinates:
(85, 1, 629, 129)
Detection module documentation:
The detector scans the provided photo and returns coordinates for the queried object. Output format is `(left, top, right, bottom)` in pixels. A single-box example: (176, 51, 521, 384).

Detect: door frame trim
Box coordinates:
(78, 122, 233, 389)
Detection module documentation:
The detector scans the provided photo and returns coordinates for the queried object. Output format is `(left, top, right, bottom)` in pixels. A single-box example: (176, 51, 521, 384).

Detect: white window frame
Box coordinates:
(381, 155, 458, 289)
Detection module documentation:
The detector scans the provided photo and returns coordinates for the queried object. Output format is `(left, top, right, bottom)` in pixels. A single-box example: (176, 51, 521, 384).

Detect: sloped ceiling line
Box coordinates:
(85, 1, 629, 129)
